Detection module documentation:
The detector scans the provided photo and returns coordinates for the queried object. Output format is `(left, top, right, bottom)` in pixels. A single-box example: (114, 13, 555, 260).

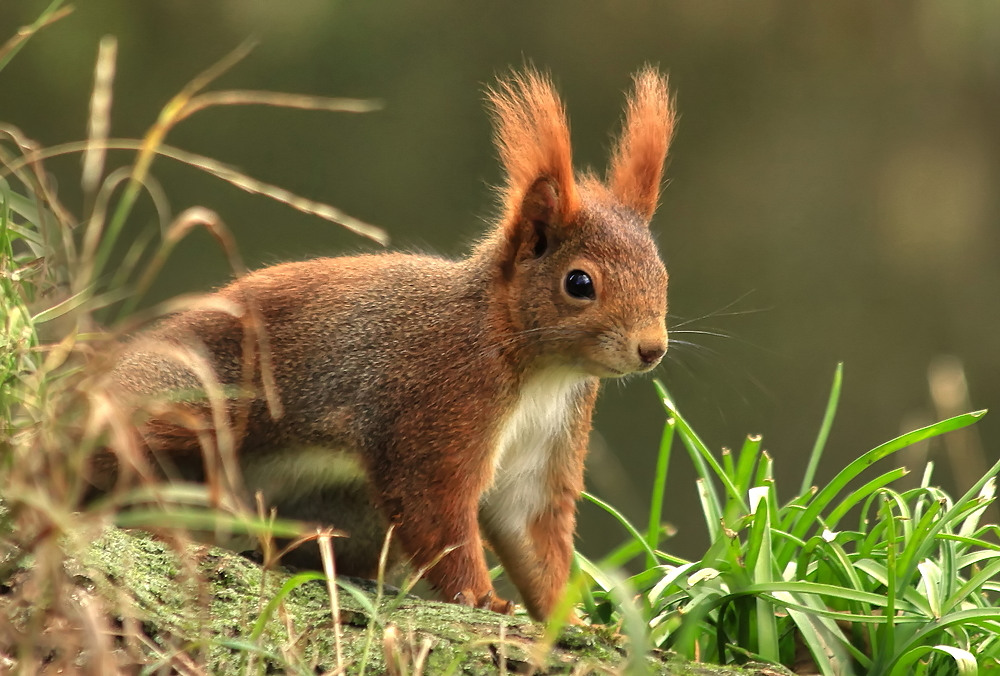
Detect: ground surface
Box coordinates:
(2, 525, 793, 674)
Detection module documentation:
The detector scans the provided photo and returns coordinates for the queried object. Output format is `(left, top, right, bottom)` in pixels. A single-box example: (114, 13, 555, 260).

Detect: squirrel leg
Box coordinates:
(481, 488, 578, 621)
(386, 491, 511, 614)
(480, 385, 596, 621)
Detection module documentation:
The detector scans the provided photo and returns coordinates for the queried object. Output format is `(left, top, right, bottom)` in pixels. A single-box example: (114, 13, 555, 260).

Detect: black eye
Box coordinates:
(565, 269, 596, 300)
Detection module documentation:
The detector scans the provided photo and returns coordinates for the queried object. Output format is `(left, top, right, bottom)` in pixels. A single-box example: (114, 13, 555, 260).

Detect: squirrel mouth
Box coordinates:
(597, 360, 660, 378)
(586, 361, 627, 378)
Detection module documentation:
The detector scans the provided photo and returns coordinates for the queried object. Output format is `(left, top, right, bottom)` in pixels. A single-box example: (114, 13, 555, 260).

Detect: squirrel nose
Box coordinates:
(638, 343, 666, 366)
(635, 324, 668, 368)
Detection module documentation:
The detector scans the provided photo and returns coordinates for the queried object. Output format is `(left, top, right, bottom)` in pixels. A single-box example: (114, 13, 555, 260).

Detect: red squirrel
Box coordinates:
(106, 67, 675, 621)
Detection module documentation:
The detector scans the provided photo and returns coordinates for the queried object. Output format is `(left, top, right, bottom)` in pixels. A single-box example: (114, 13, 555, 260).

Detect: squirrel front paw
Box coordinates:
(454, 589, 514, 615)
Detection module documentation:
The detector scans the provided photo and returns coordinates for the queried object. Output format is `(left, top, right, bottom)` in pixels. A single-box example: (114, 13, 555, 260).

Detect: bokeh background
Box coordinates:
(4, 1, 999, 562)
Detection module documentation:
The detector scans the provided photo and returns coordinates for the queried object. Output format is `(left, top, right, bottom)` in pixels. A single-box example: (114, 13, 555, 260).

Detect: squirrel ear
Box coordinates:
(608, 67, 676, 222)
(488, 68, 579, 229)
(521, 176, 560, 228)
(497, 177, 560, 276)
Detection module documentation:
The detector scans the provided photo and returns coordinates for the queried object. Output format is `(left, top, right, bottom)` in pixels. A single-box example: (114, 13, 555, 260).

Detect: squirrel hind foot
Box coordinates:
(454, 589, 515, 615)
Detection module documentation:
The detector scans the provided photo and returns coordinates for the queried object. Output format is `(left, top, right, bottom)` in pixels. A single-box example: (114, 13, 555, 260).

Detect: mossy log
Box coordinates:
(11, 525, 792, 675)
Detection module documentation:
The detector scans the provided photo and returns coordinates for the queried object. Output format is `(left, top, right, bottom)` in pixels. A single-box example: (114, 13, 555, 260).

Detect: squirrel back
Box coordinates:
(107, 67, 676, 621)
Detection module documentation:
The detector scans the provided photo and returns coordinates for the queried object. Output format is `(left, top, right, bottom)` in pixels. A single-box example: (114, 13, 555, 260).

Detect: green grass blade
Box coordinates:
(601, 529, 670, 569)
(646, 416, 676, 569)
(655, 380, 747, 514)
(888, 645, 978, 676)
(114, 507, 305, 539)
(773, 590, 857, 676)
(954, 547, 1000, 570)
(0, 179, 43, 226)
(734, 433, 762, 496)
(249, 571, 326, 642)
(884, 608, 1000, 675)
(6, 221, 47, 247)
(30, 287, 93, 323)
(694, 478, 723, 543)
(942, 558, 1000, 615)
(939, 453, 1000, 543)
(590, 567, 650, 674)
(824, 467, 910, 529)
(583, 491, 659, 565)
(953, 449, 998, 516)
(722, 446, 735, 478)
(665, 584, 727, 658)
(647, 561, 699, 607)
(572, 556, 603, 621)
(851, 559, 932, 616)
(778, 491, 816, 534)
(748, 487, 780, 662)
(334, 577, 380, 619)
(800, 362, 843, 496)
(896, 485, 999, 593)
(882, 498, 899, 662)
(894, 497, 945, 592)
(0, 0, 67, 73)
(814, 533, 882, 650)
(754, 451, 774, 492)
(916, 559, 943, 619)
(740, 580, 904, 609)
(744, 487, 771, 577)
(959, 478, 996, 540)
(576, 551, 619, 594)
(781, 410, 986, 561)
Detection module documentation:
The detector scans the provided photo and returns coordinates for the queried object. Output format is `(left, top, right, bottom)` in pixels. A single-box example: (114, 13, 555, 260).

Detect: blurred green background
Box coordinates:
(4, 1, 999, 561)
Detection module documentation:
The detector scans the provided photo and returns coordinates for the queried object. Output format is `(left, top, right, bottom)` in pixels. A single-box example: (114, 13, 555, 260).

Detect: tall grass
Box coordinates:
(0, 4, 385, 670)
(582, 363, 999, 675)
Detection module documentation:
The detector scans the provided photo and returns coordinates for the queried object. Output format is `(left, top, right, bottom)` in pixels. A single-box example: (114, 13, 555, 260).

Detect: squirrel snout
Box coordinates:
(638, 342, 666, 366)
(635, 326, 668, 368)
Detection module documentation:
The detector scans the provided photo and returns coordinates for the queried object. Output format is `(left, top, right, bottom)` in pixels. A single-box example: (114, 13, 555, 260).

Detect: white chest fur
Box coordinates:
(481, 369, 590, 536)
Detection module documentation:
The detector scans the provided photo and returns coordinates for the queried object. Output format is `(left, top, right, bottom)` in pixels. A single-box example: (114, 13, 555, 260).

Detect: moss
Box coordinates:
(62, 525, 791, 675)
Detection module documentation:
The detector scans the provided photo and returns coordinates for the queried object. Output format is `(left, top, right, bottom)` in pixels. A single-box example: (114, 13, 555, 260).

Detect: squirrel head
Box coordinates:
(486, 67, 675, 378)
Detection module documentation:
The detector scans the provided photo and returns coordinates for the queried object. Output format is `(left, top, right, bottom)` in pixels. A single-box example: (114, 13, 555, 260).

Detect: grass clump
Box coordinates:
(581, 363, 999, 675)
(0, 4, 387, 671)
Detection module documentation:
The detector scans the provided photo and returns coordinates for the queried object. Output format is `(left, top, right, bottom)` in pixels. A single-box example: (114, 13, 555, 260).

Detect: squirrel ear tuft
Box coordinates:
(608, 67, 676, 222)
(488, 68, 579, 228)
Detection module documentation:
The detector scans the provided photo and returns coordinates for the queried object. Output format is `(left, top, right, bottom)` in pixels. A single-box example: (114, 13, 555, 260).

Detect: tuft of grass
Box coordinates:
(0, 5, 387, 671)
(582, 363, 999, 676)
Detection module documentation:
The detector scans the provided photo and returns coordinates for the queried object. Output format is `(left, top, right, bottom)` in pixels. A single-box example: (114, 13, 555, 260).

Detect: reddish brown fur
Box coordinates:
(105, 67, 676, 621)
(609, 67, 676, 220)
(488, 70, 580, 225)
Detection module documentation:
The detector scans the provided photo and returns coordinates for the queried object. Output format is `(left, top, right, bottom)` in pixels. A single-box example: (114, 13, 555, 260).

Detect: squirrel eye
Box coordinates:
(565, 269, 596, 300)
